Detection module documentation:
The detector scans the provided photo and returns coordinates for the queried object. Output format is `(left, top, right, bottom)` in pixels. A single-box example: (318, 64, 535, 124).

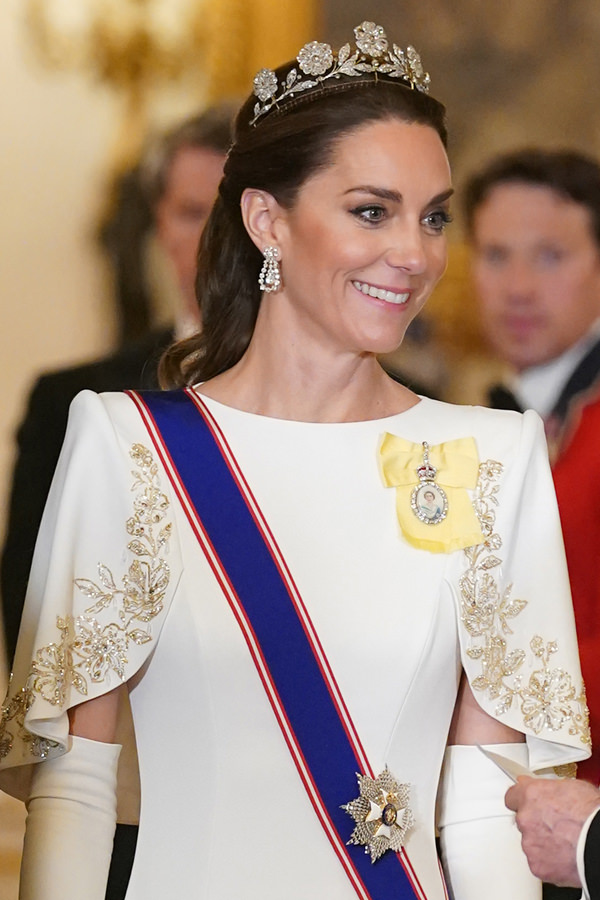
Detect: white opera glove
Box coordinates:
(437, 743, 541, 900)
(20, 735, 121, 900)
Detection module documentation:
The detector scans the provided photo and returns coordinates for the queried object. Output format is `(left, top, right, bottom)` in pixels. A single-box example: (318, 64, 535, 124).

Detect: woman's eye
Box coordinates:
(351, 205, 387, 224)
(423, 209, 453, 233)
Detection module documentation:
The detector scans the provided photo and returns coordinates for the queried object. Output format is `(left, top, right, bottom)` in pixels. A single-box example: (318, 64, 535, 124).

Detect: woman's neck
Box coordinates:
(197, 313, 419, 423)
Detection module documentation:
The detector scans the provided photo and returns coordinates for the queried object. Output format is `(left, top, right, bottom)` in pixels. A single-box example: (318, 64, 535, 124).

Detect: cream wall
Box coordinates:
(0, 0, 121, 549)
(0, 1, 211, 564)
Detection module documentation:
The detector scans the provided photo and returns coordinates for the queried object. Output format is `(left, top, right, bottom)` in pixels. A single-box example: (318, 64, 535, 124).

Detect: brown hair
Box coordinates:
(141, 103, 237, 208)
(463, 148, 600, 246)
(159, 65, 447, 387)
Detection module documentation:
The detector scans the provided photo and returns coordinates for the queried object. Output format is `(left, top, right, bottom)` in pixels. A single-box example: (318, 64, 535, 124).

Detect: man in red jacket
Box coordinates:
(464, 149, 600, 789)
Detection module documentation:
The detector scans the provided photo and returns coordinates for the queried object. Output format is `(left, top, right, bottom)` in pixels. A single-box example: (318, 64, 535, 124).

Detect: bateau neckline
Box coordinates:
(192, 387, 431, 427)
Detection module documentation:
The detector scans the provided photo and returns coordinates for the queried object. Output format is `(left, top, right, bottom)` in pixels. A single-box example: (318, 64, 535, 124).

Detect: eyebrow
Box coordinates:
(345, 186, 454, 205)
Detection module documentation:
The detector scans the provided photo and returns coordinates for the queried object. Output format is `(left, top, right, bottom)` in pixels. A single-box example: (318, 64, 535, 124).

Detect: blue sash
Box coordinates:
(129, 388, 429, 900)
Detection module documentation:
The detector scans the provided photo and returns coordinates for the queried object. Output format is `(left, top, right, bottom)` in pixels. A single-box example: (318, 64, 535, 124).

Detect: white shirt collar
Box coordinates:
(512, 320, 600, 418)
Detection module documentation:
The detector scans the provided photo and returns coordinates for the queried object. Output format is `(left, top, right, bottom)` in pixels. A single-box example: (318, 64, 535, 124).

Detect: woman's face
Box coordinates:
(269, 117, 452, 357)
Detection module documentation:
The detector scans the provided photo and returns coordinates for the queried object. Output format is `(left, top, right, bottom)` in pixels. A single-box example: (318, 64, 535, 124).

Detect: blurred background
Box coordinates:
(3, 0, 600, 653)
(2, 1, 600, 893)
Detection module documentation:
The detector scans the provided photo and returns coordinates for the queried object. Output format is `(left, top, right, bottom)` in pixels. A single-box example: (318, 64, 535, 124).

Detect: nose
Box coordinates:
(383, 222, 429, 275)
(492, 257, 538, 303)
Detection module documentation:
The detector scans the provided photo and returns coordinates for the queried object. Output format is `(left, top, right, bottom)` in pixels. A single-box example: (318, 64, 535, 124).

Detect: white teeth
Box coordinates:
(353, 281, 410, 305)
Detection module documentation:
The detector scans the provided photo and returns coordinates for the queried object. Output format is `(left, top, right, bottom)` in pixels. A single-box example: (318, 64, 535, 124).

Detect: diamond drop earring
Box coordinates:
(258, 246, 281, 293)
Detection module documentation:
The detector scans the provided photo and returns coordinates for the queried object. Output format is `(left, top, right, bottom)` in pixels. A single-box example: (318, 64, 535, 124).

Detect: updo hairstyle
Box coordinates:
(159, 65, 447, 387)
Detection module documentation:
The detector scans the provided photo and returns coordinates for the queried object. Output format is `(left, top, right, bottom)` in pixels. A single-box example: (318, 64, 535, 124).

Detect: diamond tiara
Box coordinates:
(250, 21, 430, 127)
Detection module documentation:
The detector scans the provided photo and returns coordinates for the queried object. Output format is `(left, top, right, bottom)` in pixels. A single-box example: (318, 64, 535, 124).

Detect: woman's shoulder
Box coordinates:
(68, 386, 141, 421)
(66, 387, 153, 444)
(418, 396, 540, 432)
(411, 397, 545, 461)
(55, 389, 169, 491)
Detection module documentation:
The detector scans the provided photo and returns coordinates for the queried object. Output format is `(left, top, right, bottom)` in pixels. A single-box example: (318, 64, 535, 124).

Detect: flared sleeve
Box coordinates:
(446, 408, 591, 772)
(0, 390, 181, 799)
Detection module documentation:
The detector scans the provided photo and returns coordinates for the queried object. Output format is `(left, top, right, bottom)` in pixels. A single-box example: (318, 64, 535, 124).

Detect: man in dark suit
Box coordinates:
(1, 104, 233, 900)
(506, 776, 600, 896)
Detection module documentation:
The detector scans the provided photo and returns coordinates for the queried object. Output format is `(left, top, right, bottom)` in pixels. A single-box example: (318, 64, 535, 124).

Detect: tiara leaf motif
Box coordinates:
(251, 22, 430, 126)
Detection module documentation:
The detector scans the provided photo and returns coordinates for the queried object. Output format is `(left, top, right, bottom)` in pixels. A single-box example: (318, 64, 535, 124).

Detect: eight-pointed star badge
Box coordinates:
(342, 767, 415, 863)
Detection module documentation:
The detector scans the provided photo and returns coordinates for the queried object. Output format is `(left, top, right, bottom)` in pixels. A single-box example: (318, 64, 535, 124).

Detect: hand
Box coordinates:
(505, 776, 600, 887)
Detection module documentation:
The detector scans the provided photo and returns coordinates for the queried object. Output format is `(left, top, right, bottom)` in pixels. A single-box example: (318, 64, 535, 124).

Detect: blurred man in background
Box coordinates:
(1, 102, 234, 667)
(464, 147, 600, 785)
(465, 147, 600, 899)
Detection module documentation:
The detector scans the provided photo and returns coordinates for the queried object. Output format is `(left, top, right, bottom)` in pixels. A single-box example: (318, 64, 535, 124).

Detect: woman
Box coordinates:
(0, 22, 590, 900)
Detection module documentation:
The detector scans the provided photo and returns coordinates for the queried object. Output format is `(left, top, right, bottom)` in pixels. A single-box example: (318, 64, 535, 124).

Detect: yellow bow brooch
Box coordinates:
(379, 434, 484, 553)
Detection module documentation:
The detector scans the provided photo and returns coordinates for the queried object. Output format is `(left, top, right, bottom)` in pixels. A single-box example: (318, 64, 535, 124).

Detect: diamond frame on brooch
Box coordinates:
(410, 441, 448, 526)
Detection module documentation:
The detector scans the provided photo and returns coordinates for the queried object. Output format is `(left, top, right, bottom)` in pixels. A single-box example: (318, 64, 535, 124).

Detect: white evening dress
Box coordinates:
(0, 388, 590, 899)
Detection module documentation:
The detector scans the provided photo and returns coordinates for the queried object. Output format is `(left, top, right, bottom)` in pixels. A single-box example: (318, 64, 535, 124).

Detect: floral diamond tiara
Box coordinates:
(250, 21, 430, 126)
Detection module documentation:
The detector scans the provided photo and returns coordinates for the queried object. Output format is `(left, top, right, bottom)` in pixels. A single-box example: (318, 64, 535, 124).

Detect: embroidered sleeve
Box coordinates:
(0, 392, 179, 790)
(462, 460, 589, 748)
(451, 411, 590, 766)
(0, 442, 171, 767)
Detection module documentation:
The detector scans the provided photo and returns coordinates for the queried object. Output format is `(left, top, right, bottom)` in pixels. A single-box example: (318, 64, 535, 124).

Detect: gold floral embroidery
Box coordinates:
(0, 443, 170, 761)
(553, 763, 578, 779)
(461, 460, 590, 746)
(0, 684, 57, 761)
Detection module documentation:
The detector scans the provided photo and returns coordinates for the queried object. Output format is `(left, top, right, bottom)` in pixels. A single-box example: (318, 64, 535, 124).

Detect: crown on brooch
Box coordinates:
(250, 21, 430, 126)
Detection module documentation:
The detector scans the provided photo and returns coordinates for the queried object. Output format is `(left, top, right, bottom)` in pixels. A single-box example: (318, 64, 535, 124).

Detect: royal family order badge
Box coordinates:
(410, 441, 448, 525)
(342, 767, 415, 863)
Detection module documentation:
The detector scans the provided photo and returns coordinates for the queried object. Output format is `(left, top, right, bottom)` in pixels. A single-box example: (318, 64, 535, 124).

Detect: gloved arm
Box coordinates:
(437, 743, 542, 900)
(19, 735, 120, 900)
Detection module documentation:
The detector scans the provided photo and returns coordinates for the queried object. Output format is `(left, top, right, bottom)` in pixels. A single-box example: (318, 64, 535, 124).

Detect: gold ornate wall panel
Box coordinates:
(325, 1, 600, 188)
(205, 0, 319, 101)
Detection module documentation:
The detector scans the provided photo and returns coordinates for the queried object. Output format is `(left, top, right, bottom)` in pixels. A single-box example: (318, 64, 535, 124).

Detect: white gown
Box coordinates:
(0, 389, 590, 899)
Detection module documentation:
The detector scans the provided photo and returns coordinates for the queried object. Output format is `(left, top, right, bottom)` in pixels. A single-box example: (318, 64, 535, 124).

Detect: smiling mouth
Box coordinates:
(352, 280, 410, 305)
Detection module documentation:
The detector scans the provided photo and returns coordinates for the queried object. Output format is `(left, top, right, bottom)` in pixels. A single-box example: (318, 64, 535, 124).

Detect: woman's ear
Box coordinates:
(240, 189, 285, 252)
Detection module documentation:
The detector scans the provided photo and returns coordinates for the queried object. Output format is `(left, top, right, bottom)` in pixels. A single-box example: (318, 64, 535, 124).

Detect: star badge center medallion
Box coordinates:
(341, 767, 415, 863)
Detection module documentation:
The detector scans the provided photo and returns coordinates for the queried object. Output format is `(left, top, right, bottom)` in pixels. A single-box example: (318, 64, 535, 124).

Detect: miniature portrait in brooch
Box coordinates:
(411, 482, 448, 525)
